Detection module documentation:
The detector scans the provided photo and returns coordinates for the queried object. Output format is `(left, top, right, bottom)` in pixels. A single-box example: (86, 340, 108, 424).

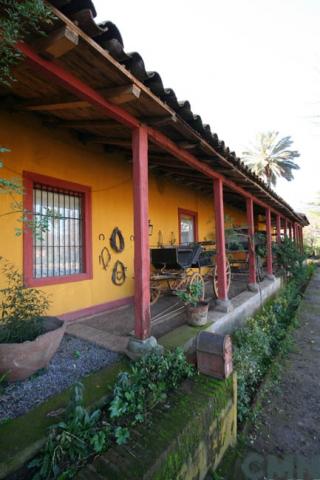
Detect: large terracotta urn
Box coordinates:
(0, 317, 66, 382)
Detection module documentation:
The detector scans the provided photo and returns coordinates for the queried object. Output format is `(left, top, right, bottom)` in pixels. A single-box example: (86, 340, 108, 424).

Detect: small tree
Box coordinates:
(0, 1, 55, 237)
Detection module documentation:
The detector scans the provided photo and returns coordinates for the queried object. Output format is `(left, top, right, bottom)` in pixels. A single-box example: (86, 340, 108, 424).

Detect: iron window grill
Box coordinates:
(33, 183, 84, 279)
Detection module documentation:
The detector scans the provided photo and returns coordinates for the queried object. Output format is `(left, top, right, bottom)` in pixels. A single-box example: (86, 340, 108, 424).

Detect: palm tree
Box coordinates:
(242, 131, 300, 187)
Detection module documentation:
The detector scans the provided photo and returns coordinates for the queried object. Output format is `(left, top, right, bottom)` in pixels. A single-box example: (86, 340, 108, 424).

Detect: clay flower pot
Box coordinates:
(0, 317, 66, 382)
(186, 301, 209, 327)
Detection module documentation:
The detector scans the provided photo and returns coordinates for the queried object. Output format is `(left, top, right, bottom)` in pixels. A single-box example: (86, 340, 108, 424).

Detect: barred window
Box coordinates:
(33, 184, 84, 278)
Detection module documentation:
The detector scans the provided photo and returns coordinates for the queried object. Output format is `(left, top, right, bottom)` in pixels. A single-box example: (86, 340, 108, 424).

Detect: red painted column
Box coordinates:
(298, 225, 303, 252)
(132, 127, 151, 340)
(293, 223, 298, 245)
(284, 218, 288, 238)
(213, 178, 232, 310)
(301, 226, 304, 252)
(276, 215, 281, 243)
(246, 198, 257, 288)
(266, 208, 274, 278)
(289, 222, 292, 240)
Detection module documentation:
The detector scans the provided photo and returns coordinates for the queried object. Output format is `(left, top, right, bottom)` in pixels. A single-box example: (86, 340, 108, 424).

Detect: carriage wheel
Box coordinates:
(189, 272, 205, 300)
(150, 287, 161, 305)
(213, 259, 231, 297)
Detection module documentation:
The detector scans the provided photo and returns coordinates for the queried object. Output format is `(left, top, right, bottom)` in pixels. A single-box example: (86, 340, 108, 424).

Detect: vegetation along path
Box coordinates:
(224, 266, 320, 479)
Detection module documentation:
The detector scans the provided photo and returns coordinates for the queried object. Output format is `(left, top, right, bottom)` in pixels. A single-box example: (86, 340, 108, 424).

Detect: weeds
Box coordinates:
(30, 348, 195, 479)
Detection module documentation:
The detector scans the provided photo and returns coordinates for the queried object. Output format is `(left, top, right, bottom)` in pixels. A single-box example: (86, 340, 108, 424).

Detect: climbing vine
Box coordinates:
(0, 0, 54, 86)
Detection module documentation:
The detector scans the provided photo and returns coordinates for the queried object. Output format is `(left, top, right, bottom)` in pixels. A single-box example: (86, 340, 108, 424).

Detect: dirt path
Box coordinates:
(226, 267, 320, 479)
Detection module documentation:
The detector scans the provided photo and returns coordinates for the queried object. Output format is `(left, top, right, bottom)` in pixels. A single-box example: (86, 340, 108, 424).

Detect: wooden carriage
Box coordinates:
(150, 243, 231, 305)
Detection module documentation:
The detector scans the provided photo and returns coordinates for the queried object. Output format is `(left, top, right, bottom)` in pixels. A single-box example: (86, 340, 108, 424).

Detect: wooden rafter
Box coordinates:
(22, 84, 141, 112)
(35, 26, 79, 59)
(140, 114, 177, 127)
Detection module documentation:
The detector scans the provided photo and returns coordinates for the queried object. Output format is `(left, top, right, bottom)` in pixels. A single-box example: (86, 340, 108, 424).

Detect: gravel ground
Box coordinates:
(0, 334, 120, 420)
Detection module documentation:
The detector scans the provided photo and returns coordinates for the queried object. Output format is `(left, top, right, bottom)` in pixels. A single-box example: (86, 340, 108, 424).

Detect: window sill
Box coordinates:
(24, 272, 93, 288)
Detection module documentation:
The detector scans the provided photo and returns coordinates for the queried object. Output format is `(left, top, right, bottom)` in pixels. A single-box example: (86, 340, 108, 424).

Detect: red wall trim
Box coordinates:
(59, 296, 134, 323)
(23, 171, 93, 287)
(178, 208, 199, 244)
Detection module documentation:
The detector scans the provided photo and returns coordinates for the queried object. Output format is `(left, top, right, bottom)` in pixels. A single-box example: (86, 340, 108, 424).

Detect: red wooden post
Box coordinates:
(289, 222, 292, 240)
(301, 226, 304, 252)
(132, 127, 151, 340)
(213, 178, 233, 311)
(284, 218, 288, 238)
(298, 225, 303, 252)
(293, 223, 298, 245)
(246, 198, 258, 290)
(266, 208, 274, 279)
(276, 215, 281, 243)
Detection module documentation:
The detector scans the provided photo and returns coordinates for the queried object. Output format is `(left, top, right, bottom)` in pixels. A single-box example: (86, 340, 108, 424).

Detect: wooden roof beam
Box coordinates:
(101, 84, 141, 105)
(24, 99, 89, 111)
(140, 114, 177, 127)
(177, 141, 200, 150)
(35, 26, 79, 59)
(52, 119, 121, 129)
(87, 137, 131, 147)
(22, 84, 141, 112)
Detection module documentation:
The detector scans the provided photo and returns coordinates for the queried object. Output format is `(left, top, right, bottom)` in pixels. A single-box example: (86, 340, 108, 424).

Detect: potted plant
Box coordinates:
(0, 258, 65, 382)
(176, 281, 209, 326)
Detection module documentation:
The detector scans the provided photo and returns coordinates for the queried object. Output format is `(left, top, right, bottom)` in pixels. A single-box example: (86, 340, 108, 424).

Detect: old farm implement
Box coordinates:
(150, 243, 231, 305)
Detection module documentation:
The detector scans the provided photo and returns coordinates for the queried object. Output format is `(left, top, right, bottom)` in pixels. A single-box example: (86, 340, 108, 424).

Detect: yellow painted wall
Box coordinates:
(0, 111, 246, 316)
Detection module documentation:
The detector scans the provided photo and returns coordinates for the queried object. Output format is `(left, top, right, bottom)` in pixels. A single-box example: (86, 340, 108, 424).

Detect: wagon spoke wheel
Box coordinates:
(150, 287, 160, 305)
(213, 259, 232, 298)
(189, 272, 205, 300)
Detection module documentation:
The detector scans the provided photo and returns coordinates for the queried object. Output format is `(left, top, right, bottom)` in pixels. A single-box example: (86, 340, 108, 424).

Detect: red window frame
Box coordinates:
(178, 208, 198, 244)
(23, 171, 93, 287)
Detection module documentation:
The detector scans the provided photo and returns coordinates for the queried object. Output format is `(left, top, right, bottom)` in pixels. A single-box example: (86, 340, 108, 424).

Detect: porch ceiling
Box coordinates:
(0, 0, 307, 225)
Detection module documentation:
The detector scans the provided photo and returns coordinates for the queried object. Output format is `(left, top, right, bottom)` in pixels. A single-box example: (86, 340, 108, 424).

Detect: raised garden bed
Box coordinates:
(0, 334, 120, 421)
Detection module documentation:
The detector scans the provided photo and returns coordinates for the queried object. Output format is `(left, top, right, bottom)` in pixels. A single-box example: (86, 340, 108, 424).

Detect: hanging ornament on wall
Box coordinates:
(99, 246, 111, 271)
(110, 227, 125, 253)
(111, 260, 127, 286)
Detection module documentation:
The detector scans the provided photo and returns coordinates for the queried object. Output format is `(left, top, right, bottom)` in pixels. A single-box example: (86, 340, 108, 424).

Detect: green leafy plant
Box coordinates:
(0, 257, 50, 343)
(31, 349, 194, 479)
(176, 280, 204, 307)
(273, 237, 305, 277)
(29, 383, 110, 480)
(254, 231, 267, 258)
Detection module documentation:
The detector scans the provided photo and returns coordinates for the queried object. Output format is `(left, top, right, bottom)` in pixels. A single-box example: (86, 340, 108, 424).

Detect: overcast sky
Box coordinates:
(95, 0, 320, 212)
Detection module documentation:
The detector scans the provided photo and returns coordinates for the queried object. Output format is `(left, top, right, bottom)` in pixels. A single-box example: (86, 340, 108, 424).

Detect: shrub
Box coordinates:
(273, 237, 305, 277)
(30, 348, 195, 479)
(233, 262, 313, 422)
(0, 257, 50, 343)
